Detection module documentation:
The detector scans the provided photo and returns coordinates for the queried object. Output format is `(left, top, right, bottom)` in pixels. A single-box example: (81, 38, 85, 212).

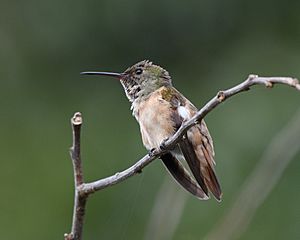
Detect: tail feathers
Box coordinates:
(179, 136, 222, 201)
(161, 153, 209, 200)
(200, 145, 222, 201)
(179, 139, 209, 196)
(203, 166, 222, 201)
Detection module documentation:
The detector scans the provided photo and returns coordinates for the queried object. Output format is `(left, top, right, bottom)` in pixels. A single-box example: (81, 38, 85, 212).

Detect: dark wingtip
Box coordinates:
(205, 168, 222, 202)
(161, 153, 209, 200)
(216, 194, 223, 202)
(179, 140, 209, 195)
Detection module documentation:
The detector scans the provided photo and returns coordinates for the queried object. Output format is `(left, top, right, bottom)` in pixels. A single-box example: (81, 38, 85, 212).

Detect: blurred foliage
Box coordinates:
(0, 0, 300, 239)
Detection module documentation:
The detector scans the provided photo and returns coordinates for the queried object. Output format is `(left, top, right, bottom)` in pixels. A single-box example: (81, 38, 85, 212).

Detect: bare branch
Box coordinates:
(64, 112, 87, 240)
(70, 112, 84, 186)
(78, 75, 300, 196)
(65, 75, 300, 240)
(166, 75, 299, 147)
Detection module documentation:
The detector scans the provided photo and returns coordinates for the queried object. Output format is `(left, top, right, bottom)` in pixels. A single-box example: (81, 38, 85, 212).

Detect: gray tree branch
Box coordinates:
(64, 113, 86, 240)
(64, 75, 300, 240)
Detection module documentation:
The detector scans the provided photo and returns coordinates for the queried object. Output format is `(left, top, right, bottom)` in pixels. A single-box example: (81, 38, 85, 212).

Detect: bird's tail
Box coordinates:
(202, 164, 222, 201)
(160, 153, 209, 200)
(179, 136, 222, 201)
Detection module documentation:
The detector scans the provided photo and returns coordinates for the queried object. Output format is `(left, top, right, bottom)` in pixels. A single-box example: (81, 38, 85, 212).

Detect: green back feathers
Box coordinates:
(161, 87, 174, 101)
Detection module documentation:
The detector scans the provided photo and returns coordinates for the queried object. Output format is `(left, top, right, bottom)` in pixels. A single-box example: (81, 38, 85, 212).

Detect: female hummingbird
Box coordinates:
(81, 60, 222, 201)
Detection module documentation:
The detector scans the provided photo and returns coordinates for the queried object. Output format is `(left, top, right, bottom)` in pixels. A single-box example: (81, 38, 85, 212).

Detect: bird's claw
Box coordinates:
(160, 138, 169, 151)
(148, 148, 156, 157)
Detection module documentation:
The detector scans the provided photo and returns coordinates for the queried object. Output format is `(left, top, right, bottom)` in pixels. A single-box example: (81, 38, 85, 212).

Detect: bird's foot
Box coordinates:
(160, 138, 169, 151)
(148, 148, 156, 157)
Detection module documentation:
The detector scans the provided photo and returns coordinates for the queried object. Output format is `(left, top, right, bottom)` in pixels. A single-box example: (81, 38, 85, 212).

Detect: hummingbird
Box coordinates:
(81, 60, 222, 201)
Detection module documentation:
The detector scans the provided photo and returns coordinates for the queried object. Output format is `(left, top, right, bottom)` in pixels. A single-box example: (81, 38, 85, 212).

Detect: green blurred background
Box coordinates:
(1, 0, 300, 239)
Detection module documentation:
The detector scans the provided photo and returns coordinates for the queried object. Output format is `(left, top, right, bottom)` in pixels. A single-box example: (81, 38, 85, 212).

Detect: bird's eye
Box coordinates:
(135, 68, 143, 75)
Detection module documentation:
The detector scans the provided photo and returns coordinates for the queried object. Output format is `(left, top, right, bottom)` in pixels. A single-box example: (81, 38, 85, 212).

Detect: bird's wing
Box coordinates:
(178, 135, 209, 196)
(184, 124, 222, 201)
(161, 153, 209, 200)
(160, 87, 222, 201)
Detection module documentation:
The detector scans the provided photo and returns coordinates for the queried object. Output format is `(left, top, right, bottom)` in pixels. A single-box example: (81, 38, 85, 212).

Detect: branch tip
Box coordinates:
(72, 112, 82, 125)
(64, 233, 73, 240)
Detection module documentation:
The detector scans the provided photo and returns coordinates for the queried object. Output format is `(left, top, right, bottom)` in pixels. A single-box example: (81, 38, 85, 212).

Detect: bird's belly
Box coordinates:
(137, 102, 175, 150)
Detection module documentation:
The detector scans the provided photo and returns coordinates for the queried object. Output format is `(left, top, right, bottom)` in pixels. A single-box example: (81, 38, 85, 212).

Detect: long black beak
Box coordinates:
(80, 71, 122, 79)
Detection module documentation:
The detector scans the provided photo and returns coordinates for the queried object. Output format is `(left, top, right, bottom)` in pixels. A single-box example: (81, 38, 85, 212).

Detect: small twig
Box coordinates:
(64, 112, 86, 240)
(65, 75, 300, 240)
(166, 76, 299, 147)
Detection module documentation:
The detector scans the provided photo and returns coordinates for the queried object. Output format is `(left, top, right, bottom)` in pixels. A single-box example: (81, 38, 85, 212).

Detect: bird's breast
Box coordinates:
(133, 91, 176, 150)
